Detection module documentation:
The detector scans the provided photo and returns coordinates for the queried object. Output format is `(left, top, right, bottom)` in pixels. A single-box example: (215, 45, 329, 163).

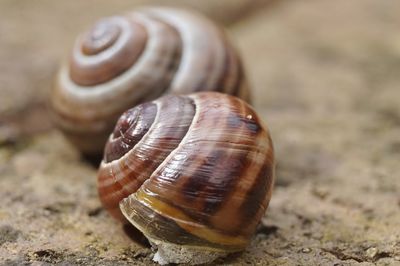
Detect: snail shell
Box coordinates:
(51, 7, 250, 155)
(97, 92, 274, 265)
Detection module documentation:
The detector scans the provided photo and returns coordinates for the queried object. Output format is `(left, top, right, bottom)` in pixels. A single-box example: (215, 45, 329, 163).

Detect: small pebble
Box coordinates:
(301, 248, 312, 253)
(365, 247, 378, 258)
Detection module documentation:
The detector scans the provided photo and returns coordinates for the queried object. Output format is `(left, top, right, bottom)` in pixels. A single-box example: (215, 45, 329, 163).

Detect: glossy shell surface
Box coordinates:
(97, 92, 274, 251)
(51, 7, 250, 154)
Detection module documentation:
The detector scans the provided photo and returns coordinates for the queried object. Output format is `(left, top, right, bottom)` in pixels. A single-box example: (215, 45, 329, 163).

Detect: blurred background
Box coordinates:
(1, 0, 399, 265)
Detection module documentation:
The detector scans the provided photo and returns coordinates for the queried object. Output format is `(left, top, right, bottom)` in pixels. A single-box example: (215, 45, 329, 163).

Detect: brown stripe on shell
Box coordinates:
(192, 45, 216, 92)
(97, 95, 195, 220)
(238, 148, 274, 236)
(236, 70, 251, 103)
(174, 96, 250, 225)
(104, 102, 157, 163)
(213, 36, 240, 96)
(207, 110, 272, 237)
(139, 8, 230, 94)
(52, 66, 170, 133)
(143, 132, 229, 222)
(70, 17, 148, 86)
(230, 53, 244, 97)
(248, 134, 274, 217)
(230, 49, 251, 103)
(189, 97, 267, 234)
(137, 94, 236, 217)
(198, 29, 250, 103)
(185, 149, 250, 228)
(81, 19, 121, 55)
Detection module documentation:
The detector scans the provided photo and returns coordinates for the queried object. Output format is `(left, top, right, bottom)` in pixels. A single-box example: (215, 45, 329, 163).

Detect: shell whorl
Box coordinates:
(70, 16, 147, 86)
(97, 92, 274, 251)
(51, 7, 250, 155)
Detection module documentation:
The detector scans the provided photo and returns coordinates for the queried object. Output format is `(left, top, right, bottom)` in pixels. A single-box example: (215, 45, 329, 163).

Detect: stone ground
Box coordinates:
(1, 0, 399, 265)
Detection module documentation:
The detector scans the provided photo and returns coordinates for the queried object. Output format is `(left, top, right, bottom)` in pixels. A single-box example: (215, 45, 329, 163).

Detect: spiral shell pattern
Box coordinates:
(98, 92, 274, 251)
(51, 7, 250, 154)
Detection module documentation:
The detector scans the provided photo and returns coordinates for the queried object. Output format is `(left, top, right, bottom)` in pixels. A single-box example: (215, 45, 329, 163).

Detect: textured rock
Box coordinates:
(1, 0, 400, 265)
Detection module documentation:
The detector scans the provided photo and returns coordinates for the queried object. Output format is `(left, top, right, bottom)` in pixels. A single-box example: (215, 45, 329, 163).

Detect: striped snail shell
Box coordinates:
(51, 7, 250, 155)
(97, 92, 274, 265)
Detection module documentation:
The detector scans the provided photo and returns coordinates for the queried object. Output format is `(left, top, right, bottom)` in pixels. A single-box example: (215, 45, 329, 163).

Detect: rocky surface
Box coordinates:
(1, 0, 399, 265)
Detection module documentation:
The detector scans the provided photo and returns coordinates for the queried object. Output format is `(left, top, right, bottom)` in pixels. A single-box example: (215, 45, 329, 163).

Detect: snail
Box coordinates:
(50, 7, 250, 155)
(97, 92, 274, 265)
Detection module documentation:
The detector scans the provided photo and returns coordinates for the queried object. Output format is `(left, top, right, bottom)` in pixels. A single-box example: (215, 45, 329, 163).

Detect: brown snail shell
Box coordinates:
(97, 92, 274, 265)
(51, 7, 250, 155)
